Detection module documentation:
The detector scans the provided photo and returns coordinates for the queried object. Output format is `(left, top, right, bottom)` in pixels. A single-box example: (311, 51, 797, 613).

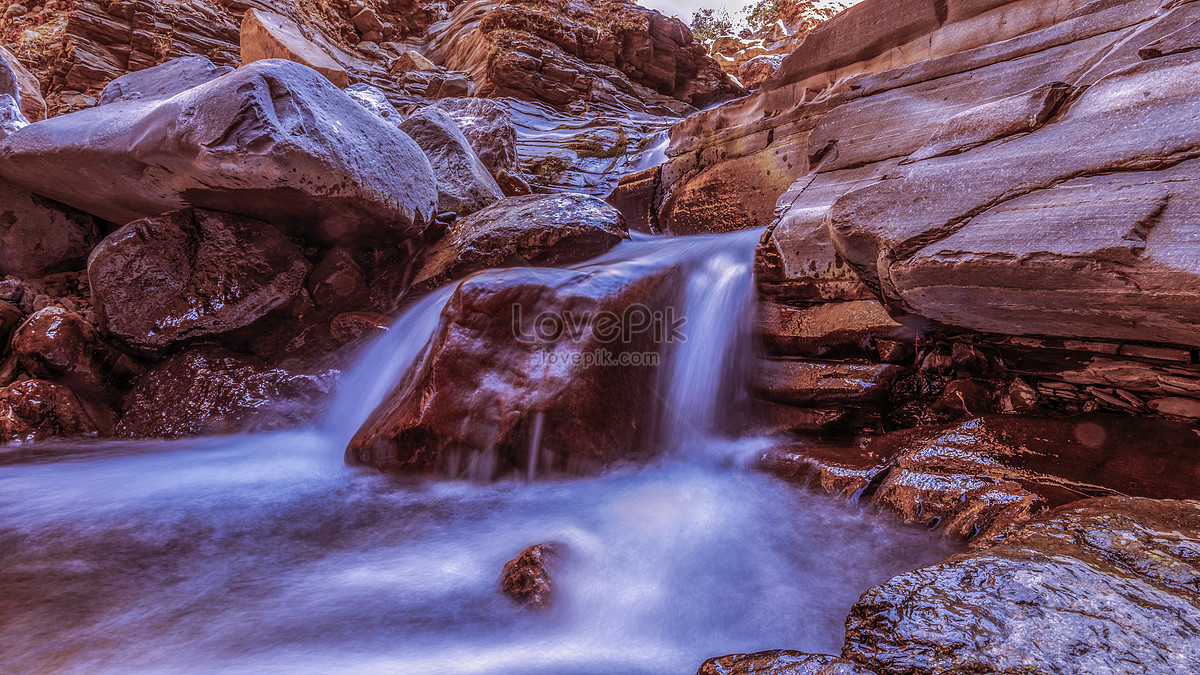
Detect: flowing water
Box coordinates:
(0, 231, 955, 673)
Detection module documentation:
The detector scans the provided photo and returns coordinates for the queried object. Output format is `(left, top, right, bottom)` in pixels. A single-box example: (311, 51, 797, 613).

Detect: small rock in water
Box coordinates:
(500, 542, 560, 609)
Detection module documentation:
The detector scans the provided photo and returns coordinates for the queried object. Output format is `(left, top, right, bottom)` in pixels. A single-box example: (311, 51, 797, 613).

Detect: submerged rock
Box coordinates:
(500, 542, 560, 609)
(407, 193, 628, 296)
(88, 208, 312, 356)
(117, 346, 332, 439)
(0, 59, 437, 245)
(844, 497, 1200, 674)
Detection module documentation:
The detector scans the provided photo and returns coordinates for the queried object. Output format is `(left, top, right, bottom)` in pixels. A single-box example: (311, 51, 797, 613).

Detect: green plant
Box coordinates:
(689, 7, 732, 42)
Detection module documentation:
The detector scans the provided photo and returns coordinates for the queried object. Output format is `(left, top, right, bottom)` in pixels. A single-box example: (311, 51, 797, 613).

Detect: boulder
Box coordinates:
(88, 208, 312, 356)
(500, 542, 559, 609)
(346, 263, 679, 475)
(240, 8, 350, 87)
(434, 98, 531, 196)
(407, 193, 628, 296)
(392, 49, 437, 72)
(116, 346, 332, 438)
(98, 55, 234, 105)
(0, 59, 438, 244)
(11, 307, 141, 397)
(697, 650, 874, 675)
(0, 379, 117, 443)
(758, 299, 907, 359)
(844, 497, 1200, 673)
(0, 178, 100, 278)
(752, 358, 903, 407)
(398, 106, 505, 216)
(345, 83, 403, 125)
(307, 247, 368, 309)
(0, 45, 45, 122)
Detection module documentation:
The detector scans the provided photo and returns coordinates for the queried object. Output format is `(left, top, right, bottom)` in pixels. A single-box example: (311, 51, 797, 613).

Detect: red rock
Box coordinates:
(0, 178, 99, 278)
(116, 346, 332, 439)
(11, 307, 140, 398)
(308, 248, 368, 310)
(330, 311, 391, 345)
(0, 379, 117, 443)
(500, 542, 560, 609)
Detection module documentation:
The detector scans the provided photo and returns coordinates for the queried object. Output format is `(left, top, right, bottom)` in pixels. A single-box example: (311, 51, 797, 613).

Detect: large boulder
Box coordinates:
(407, 193, 628, 296)
(116, 346, 332, 438)
(240, 9, 350, 87)
(346, 263, 679, 475)
(88, 208, 312, 356)
(0, 59, 438, 245)
(0, 178, 100, 278)
(434, 98, 531, 196)
(98, 55, 233, 105)
(844, 497, 1200, 673)
(345, 83, 404, 126)
(399, 107, 505, 216)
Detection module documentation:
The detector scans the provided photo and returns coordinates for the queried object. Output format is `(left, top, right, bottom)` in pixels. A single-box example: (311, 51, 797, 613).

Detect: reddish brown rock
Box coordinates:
(758, 299, 908, 359)
(0, 379, 117, 443)
(347, 264, 678, 475)
(500, 542, 560, 609)
(88, 208, 312, 355)
(752, 358, 903, 407)
(240, 9, 350, 87)
(11, 307, 140, 398)
(0, 44, 46, 122)
(116, 346, 332, 439)
(330, 312, 391, 345)
(308, 248, 368, 310)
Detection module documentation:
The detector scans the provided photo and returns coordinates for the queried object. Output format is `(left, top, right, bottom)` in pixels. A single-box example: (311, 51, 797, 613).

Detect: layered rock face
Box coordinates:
(612, 0, 1200, 435)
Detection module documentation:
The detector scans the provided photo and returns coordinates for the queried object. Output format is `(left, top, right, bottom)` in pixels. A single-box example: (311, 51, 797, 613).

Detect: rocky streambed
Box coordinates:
(1, 0, 1199, 671)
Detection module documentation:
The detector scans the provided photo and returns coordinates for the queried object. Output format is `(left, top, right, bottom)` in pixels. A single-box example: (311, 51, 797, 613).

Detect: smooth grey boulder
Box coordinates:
(399, 106, 504, 217)
(407, 193, 627, 295)
(88, 207, 312, 355)
(345, 83, 403, 126)
(829, 50, 1200, 346)
(98, 55, 233, 105)
(0, 177, 98, 277)
(0, 59, 438, 245)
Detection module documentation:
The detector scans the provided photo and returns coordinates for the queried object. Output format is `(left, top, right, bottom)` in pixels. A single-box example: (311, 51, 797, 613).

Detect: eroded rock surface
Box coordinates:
(844, 497, 1200, 674)
(500, 542, 560, 609)
(0, 178, 98, 278)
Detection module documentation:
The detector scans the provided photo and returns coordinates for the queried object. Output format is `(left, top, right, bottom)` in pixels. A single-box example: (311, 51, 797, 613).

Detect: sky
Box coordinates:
(637, 0, 750, 26)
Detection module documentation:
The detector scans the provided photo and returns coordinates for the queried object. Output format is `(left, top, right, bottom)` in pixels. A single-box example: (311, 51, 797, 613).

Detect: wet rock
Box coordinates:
(0, 45, 46, 122)
(97, 55, 233, 105)
(500, 542, 559, 609)
(240, 9, 350, 87)
(844, 497, 1200, 674)
(434, 98, 531, 196)
(88, 208, 312, 356)
(698, 649, 874, 675)
(0, 59, 438, 244)
(330, 311, 390, 345)
(768, 414, 1200, 545)
(345, 83, 403, 125)
(0, 301, 21, 347)
(0, 379, 117, 443)
(347, 263, 678, 475)
(117, 346, 332, 438)
(399, 107, 504, 217)
(0, 178, 99, 278)
(407, 193, 628, 296)
(11, 307, 141, 398)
